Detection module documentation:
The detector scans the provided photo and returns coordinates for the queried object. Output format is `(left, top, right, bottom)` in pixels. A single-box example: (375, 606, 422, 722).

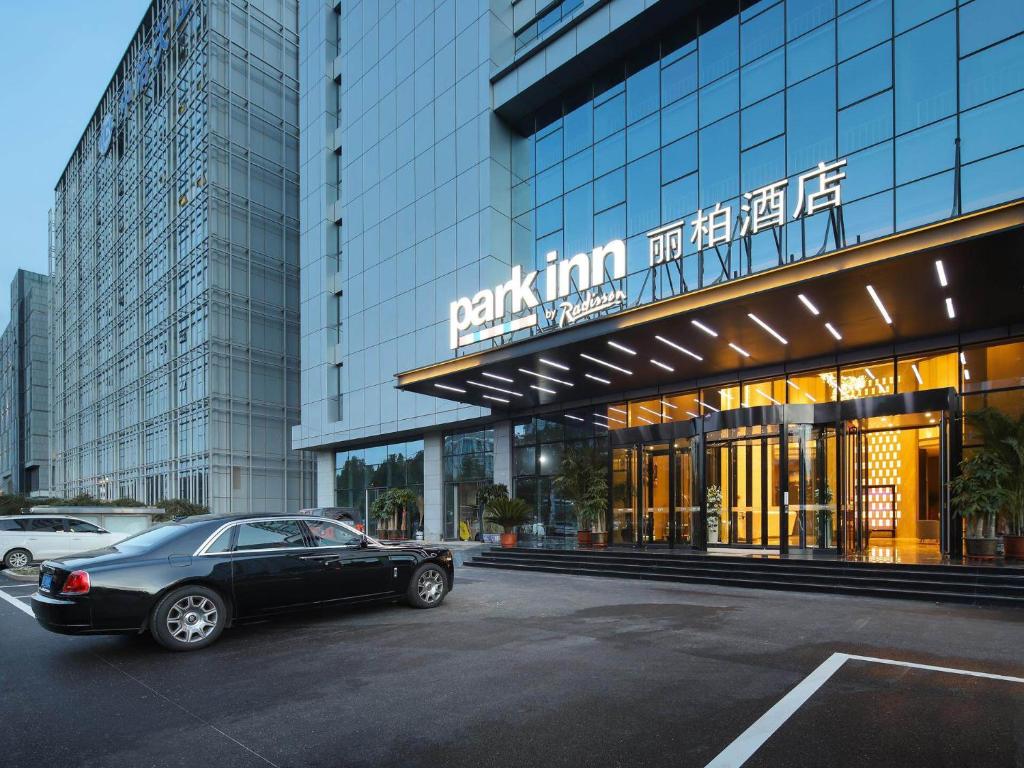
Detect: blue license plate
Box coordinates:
(40, 573, 53, 592)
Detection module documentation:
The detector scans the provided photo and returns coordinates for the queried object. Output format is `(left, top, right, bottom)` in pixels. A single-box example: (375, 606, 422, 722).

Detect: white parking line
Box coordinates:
(705, 652, 1024, 768)
(0, 587, 34, 617)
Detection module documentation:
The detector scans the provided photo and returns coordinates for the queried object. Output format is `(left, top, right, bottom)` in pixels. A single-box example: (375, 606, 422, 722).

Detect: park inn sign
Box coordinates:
(449, 158, 847, 350)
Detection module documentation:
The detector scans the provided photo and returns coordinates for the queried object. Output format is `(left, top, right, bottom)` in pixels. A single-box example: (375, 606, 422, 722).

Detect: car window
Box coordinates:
(233, 520, 308, 552)
(205, 528, 235, 554)
(26, 518, 64, 532)
(67, 520, 104, 533)
(307, 520, 362, 547)
(0, 519, 24, 531)
(115, 523, 188, 551)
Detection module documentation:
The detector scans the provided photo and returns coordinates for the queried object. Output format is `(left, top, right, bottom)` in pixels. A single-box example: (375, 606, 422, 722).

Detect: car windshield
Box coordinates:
(113, 523, 188, 552)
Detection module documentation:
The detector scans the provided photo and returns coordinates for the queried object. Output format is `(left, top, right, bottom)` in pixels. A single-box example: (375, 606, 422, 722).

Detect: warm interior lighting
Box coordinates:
(660, 399, 678, 409)
(593, 413, 625, 426)
(755, 388, 781, 405)
(748, 313, 788, 344)
(638, 405, 661, 417)
(607, 340, 637, 355)
(825, 322, 842, 340)
(685, 410, 700, 418)
(530, 385, 556, 394)
(518, 368, 574, 386)
(656, 335, 703, 360)
(935, 260, 948, 287)
(609, 406, 627, 415)
(866, 285, 893, 324)
(651, 358, 674, 372)
(585, 373, 611, 384)
(481, 371, 514, 383)
(729, 342, 751, 357)
(945, 297, 955, 319)
(691, 319, 718, 337)
(864, 367, 877, 381)
(434, 383, 466, 393)
(468, 380, 522, 396)
(798, 294, 820, 315)
(580, 353, 633, 375)
(636, 416, 654, 425)
(695, 399, 719, 412)
(911, 363, 923, 386)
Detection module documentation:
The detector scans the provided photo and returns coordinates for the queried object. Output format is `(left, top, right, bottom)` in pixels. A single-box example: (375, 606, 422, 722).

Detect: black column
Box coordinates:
(695, 418, 707, 551)
(779, 415, 789, 555)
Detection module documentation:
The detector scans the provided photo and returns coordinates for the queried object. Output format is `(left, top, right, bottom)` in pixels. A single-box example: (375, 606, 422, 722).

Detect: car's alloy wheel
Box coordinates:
(4, 549, 30, 569)
(166, 595, 219, 644)
(417, 568, 445, 604)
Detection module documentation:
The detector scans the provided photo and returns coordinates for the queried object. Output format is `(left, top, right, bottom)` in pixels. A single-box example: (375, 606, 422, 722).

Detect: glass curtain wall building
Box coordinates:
(51, 0, 312, 513)
(303, 0, 1024, 559)
(0, 270, 51, 495)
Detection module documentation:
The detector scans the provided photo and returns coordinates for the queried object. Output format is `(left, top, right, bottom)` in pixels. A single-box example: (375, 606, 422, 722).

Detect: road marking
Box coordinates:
(705, 652, 1024, 768)
(0, 587, 34, 616)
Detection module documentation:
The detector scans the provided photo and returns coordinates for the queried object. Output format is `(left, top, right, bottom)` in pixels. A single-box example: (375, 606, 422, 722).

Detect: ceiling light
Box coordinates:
(539, 357, 569, 371)
(651, 359, 674, 372)
(695, 399, 719, 413)
(483, 394, 509, 404)
(729, 342, 751, 357)
(748, 313, 788, 345)
(964, 368, 971, 381)
(519, 368, 574, 386)
(935, 260, 948, 287)
(584, 373, 611, 384)
(825, 322, 842, 340)
(960, 352, 967, 365)
(609, 406, 627, 415)
(866, 285, 892, 325)
(580, 353, 633, 375)
(686, 410, 700, 419)
(911, 363, 923, 386)
(565, 414, 584, 422)
(660, 400, 678, 409)
(639, 405, 661, 417)
(592, 413, 625, 425)
(607, 340, 637, 355)
(637, 416, 654, 425)
(945, 297, 955, 319)
(691, 320, 718, 337)
(656, 335, 703, 361)
(434, 383, 466, 394)
(530, 385, 556, 395)
(864, 367, 877, 381)
(798, 294, 820, 315)
(755, 388, 781, 405)
(593, 421, 609, 429)
(468, 380, 522, 396)
(481, 371, 514, 383)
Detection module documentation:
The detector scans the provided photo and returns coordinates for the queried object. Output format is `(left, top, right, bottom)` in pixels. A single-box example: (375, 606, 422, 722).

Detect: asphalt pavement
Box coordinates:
(0, 567, 1021, 767)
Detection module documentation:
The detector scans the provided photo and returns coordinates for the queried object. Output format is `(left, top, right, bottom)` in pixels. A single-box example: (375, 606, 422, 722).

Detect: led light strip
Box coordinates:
(481, 371, 514, 383)
(565, 414, 584, 422)
(866, 285, 893, 325)
(911, 363, 923, 386)
(656, 335, 703, 361)
(434, 383, 466, 393)
(580, 353, 633, 375)
(729, 342, 751, 358)
(483, 394, 509, 404)
(638, 405, 662, 417)
(695, 398, 719, 413)
(825, 322, 842, 340)
(467, 380, 522, 397)
(660, 399, 678, 409)
(755, 387, 781, 405)
(691, 319, 718, 337)
(798, 294, 820, 315)
(518, 368, 574, 386)
(945, 297, 956, 319)
(593, 413, 625, 426)
(651, 359, 674, 372)
(607, 340, 637, 355)
(530, 385, 556, 395)
(585, 373, 611, 384)
(748, 313, 788, 345)
(935, 260, 948, 287)
(539, 357, 570, 371)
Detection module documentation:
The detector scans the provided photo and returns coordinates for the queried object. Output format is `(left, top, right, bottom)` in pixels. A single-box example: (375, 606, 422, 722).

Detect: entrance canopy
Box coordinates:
(397, 201, 1024, 411)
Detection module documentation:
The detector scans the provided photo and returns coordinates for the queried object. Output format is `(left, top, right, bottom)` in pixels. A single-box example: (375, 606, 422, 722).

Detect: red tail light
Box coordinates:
(61, 571, 91, 595)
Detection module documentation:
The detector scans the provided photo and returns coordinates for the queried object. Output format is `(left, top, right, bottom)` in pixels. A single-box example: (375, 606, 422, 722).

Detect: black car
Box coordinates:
(31, 513, 454, 651)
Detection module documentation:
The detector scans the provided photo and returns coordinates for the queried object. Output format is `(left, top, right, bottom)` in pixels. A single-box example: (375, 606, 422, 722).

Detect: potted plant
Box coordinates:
(815, 485, 834, 547)
(706, 485, 722, 545)
(484, 497, 532, 548)
(963, 408, 1024, 558)
(951, 450, 1007, 558)
(475, 483, 509, 543)
(370, 488, 417, 540)
(553, 447, 607, 548)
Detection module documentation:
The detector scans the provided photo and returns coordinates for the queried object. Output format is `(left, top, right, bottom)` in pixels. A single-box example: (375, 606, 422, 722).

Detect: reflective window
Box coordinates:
(787, 21, 835, 84)
(787, 70, 836, 173)
(896, 171, 954, 231)
(894, 0, 953, 35)
(838, 43, 891, 108)
(307, 520, 362, 547)
(700, 17, 739, 85)
(742, 93, 785, 149)
(838, 0, 891, 60)
(744, 4, 785, 65)
(897, 351, 958, 393)
(958, 0, 1024, 56)
(233, 520, 308, 551)
(788, 0, 834, 40)
(839, 90, 893, 155)
(895, 117, 956, 185)
(960, 92, 1024, 164)
(894, 13, 956, 132)
(700, 72, 739, 127)
(742, 48, 785, 107)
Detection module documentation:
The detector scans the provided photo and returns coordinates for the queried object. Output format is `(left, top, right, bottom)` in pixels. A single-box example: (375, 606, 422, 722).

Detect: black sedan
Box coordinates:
(31, 513, 454, 651)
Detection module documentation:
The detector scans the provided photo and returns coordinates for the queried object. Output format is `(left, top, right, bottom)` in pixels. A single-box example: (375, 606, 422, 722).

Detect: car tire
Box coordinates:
(150, 585, 228, 652)
(3, 548, 31, 569)
(406, 563, 448, 609)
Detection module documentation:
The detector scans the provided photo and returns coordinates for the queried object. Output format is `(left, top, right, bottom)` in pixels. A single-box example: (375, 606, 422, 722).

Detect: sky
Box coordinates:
(0, 0, 149, 326)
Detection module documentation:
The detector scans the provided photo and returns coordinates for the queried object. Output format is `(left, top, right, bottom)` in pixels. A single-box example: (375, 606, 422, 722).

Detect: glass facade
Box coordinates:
(442, 428, 495, 540)
(334, 439, 425, 538)
(51, 0, 311, 513)
(510, 0, 1024, 324)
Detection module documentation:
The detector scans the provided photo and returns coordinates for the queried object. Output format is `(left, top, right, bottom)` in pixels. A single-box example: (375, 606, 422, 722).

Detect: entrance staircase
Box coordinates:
(464, 547, 1024, 608)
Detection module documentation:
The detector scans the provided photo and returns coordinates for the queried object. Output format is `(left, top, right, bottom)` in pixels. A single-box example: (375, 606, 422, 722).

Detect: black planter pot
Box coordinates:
(965, 537, 998, 558)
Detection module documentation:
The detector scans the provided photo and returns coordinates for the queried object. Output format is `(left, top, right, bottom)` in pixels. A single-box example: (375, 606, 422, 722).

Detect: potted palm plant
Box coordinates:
(484, 497, 533, 548)
(951, 450, 1007, 558)
(706, 485, 722, 545)
(553, 447, 607, 548)
(964, 408, 1024, 559)
(370, 487, 417, 540)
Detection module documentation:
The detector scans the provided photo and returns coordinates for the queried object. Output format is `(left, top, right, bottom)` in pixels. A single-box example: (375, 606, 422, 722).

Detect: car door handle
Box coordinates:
(299, 553, 341, 561)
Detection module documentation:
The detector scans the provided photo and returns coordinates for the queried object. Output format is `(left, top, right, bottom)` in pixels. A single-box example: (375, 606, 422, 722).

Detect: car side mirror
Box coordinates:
(359, 535, 369, 549)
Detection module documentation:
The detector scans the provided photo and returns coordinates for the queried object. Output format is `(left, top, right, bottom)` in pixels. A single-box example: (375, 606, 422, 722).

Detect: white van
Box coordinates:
(0, 515, 126, 569)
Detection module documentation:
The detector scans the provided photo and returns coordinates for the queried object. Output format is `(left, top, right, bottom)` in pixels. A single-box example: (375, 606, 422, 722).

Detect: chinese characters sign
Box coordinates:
(649, 158, 847, 264)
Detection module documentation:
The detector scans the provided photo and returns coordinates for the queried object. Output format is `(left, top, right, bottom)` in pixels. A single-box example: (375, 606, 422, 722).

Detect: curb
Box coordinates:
(1, 568, 39, 583)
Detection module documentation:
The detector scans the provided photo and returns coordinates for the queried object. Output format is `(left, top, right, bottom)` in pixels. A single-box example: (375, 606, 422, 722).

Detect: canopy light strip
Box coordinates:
(798, 294, 820, 315)
(481, 371, 514, 383)
(434, 383, 466, 394)
(748, 313, 788, 345)
(565, 414, 584, 422)
(467, 380, 522, 396)
(609, 406, 627, 415)
(866, 285, 893, 325)
(607, 340, 637, 355)
(729, 342, 751, 357)
(935, 260, 948, 287)
(660, 399, 678, 409)
(580, 353, 633, 375)
(518, 368, 574, 386)
(651, 359, 674, 372)
(637, 416, 654, 425)
(691, 320, 718, 337)
(825, 322, 842, 340)
(539, 357, 570, 371)
(639, 405, 662, 417)
(530, 385, 556, 395)
(656, 335, 703, 361)
(584, 373, 611, 384)
(695, 399, 719, 413)
(483, 394, 509, 404)
(945, 297, 956, 319)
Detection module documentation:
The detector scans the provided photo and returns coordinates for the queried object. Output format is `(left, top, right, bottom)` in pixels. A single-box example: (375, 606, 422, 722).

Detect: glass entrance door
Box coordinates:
(610, 440, 694, 548)
(704, 426, 780, 547)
